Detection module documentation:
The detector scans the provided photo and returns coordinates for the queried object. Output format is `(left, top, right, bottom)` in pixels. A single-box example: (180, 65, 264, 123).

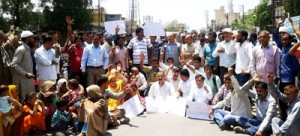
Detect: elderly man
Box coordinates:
(160, 33, 181, 67)
(11, 30, 36, 100)
(187, 74, 212, 103)
(181, 34, 197, 63)
(267, 73, 300, 136)
(148, 72, 176, 99)
(131, 67, 148, 95)
(212, 28, 236, 82)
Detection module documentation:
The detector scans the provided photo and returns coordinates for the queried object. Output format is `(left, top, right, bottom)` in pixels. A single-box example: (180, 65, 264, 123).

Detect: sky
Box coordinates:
(95, 0, 260, 31)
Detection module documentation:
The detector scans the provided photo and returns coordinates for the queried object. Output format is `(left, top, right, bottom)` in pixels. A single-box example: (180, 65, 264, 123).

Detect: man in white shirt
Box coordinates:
(212, 28, 236, 82)
(208, 68, 252, 130)
(148, 72, 176, 99)
(176, 69, 192, 98)
(167, 67, 180, 90)
(229, 30, 253, 86)
(187, 74, 212, 103)
(35, 34, 59, 87)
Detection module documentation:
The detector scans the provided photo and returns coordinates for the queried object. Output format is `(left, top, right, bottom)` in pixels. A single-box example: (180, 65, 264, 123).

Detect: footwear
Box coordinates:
(219, 124, 230, 130)
(233, 126, 246, 134)
(210, 120, 216, 124)
(120, 117, 130, 124)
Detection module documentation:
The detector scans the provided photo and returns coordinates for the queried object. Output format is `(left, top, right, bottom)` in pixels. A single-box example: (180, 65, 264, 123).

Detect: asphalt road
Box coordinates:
(107, 113, 246, 136)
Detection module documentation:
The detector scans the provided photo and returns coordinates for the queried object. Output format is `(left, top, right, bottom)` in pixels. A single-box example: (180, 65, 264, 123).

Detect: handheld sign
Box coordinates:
(104, 20, 126, 34)
(144, 22, 165, 36)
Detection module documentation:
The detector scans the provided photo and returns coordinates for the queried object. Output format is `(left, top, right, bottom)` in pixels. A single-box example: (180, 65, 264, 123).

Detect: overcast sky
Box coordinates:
(96, 0, 260, 30)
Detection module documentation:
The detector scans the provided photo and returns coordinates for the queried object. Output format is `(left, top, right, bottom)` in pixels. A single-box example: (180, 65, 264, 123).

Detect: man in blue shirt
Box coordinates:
(81, 33, 108, 86)
(204, 32, 218, 75)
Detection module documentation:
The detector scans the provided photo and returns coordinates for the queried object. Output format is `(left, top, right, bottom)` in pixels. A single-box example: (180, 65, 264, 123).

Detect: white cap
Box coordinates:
(222, 28, 232, 33)
(20, 30, 33, 38)
(279, 26, 290, 34)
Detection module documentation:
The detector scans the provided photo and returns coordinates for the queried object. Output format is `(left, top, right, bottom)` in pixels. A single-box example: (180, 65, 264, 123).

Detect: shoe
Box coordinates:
(210, 120, 216, 124)
(120, 117, 130, 124)
(219, 124, 230, 130)
(233, 126, 246, 134)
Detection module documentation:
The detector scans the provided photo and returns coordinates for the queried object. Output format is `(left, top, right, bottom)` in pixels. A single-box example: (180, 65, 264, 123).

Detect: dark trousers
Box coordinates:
(236, 73, 251, 86)
(279, 81, 295, 121)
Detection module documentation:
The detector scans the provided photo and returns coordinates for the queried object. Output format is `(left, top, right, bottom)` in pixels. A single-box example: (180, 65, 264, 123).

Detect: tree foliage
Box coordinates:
(41, 0, 93, 32)
(284, 0, 300, 16)
(165, 20, 188, 32)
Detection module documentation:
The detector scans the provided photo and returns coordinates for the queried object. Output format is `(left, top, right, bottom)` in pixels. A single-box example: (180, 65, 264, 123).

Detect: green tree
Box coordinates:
(165, 20, 188, 32)
(284, 0, 300, 16)
(0, 0, 34, 28)
(41, 0, 92, 32)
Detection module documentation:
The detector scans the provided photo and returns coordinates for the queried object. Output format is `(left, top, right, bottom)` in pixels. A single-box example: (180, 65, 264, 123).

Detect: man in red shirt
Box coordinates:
(68, 36, 84, 85)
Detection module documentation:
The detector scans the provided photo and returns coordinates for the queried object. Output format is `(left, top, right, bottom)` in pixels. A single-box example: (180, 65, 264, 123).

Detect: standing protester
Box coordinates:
(160, 33, 181, 67)
(0, 30, 13, 85)
(81, 33, 109, 86)
(11, 31, 36, 100)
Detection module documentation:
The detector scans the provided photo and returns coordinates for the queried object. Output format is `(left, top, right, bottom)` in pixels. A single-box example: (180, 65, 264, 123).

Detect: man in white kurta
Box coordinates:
(148, 72, 176, 100)
(187, 74, 212, 103)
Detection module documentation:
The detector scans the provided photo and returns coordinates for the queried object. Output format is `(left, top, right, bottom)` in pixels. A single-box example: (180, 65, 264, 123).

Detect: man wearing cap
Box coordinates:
(81, 33, 109, 86)
(212, 28, 236, 82)
(11, 30, 36, 100)
(103, 33, 114, 65)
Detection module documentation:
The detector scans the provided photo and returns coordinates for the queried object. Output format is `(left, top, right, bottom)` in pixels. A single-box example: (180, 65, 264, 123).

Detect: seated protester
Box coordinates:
(51, 99, 73, 131)
(77, 85, 109, 136)
(139, 53, 163, 96)
(123, 74, 145, 106)
(8, 85, 19, 102)
(107, 75, 126, 111)
(203, 64, 221, 98)
(96, 76, 132, 127)
(0, 85, 23, 136)
(67, 78, 85, 114)
(56, 78, 68, 99)
(176, 69, 192, 98)
(131, 67, 147, 95)
(148, 72, 176, 99)
(166, 67, 181, 90)
(187, 74, 213, 103)
(159, 57, 175, 79)
(267, 73, 300, 136)
(208, 68, 251, 130)
(107, 68, 128, 85)
(37, 80, 57, 129)
(232, 75, 276, 135)
(211, 74, 232, 110)
(20, 92, 46, 136)
(180, 55, 204, 81)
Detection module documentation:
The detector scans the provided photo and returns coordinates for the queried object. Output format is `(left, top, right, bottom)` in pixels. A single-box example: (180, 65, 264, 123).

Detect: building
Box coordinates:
(214, 6, 240, 30)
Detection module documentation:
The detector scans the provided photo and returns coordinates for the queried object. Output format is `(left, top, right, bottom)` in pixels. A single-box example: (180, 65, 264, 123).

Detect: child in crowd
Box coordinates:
(51, 99, 73, 131)
(21, 92, 46, 136)
(0, 85, 23, 136)
(68, 78, 84, 108)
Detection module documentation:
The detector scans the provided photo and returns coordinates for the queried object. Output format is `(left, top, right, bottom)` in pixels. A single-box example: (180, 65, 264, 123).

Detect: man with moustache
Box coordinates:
(11, 30, 36, 100)
(147, 72, 176, 99)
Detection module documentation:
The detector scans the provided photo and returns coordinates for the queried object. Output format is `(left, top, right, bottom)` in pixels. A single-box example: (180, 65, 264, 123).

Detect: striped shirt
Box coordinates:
(128, 37, 150, 65)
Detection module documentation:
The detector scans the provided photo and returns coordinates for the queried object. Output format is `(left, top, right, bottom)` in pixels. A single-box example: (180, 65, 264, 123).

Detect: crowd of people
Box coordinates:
(1, 14, 300, 136)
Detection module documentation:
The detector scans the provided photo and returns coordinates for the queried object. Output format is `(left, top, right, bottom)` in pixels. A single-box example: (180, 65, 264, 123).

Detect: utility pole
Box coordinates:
(98, 0, 101, 31)
(272, 0, 276, 33)
(240, 5, 244, 26)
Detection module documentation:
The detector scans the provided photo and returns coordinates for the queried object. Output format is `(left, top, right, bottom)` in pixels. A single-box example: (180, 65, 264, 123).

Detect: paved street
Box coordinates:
(107, 113, 246, 136)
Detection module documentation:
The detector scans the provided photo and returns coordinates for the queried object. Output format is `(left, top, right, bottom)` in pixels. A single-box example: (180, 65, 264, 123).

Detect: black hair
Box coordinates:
(68, 78, 79, 89)
(250, 33, 257, 40)
(195, 74, 205, 81)
(208, 32, 217, 39)
(180, 69, 190, 78)
(74, 35, 84, 43)
(56, 99, 69, 109)
(192, 55, 201, 63)
(151, 58, 159, 63)
(42, 34, 53, 44)
(173, 67, 180, 72)
(0, 85, 9, 95)
(97, 75, 109, 86)
(255, 81, 268, 90)
(238, 30, 248, 41)
(198, 32, 205, 37)
(126, 33, 133, 37)
(136, 27, 144, 34)
(114, 34, 122, 46)
(23, 92, 37, 105)
(166, 57, 174, 62)
(204, 64, 212, 69)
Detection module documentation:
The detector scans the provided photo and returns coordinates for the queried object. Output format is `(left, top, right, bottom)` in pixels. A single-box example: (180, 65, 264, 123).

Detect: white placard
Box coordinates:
(167, 97, 187, 117)
(186, 101, 212, 120)
(104, 20, 126, 34)
(145, 96, 174, 113)
(120, 95, 145, 118)
(144, 22, 165, 36)
(284, 15, 300, 33)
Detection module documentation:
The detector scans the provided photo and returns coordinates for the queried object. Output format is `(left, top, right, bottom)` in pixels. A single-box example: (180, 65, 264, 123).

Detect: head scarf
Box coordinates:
(86, 85, 102, 101)
(56, 78, 67, 94)
(41, 80, 56, 93)
(8, 85, 19, 101)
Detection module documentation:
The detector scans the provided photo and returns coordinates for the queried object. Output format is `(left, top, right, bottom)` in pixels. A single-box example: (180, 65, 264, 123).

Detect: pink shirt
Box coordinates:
(113, 46, 129, 71)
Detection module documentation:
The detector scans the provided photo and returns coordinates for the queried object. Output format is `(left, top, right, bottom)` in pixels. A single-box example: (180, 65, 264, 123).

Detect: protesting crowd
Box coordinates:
(1, 14, 300, 136)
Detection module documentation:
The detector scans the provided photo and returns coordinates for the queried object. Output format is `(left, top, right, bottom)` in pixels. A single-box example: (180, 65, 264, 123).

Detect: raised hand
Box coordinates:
(267, 72, 274, 84)
(288, 12, 293, 23)
(65, 16, 73, 26)
(252, 74, 263, 82)
(115, 25, 120, 34)
(140, 52, 145, 60)
(228, 67, 234, 76)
